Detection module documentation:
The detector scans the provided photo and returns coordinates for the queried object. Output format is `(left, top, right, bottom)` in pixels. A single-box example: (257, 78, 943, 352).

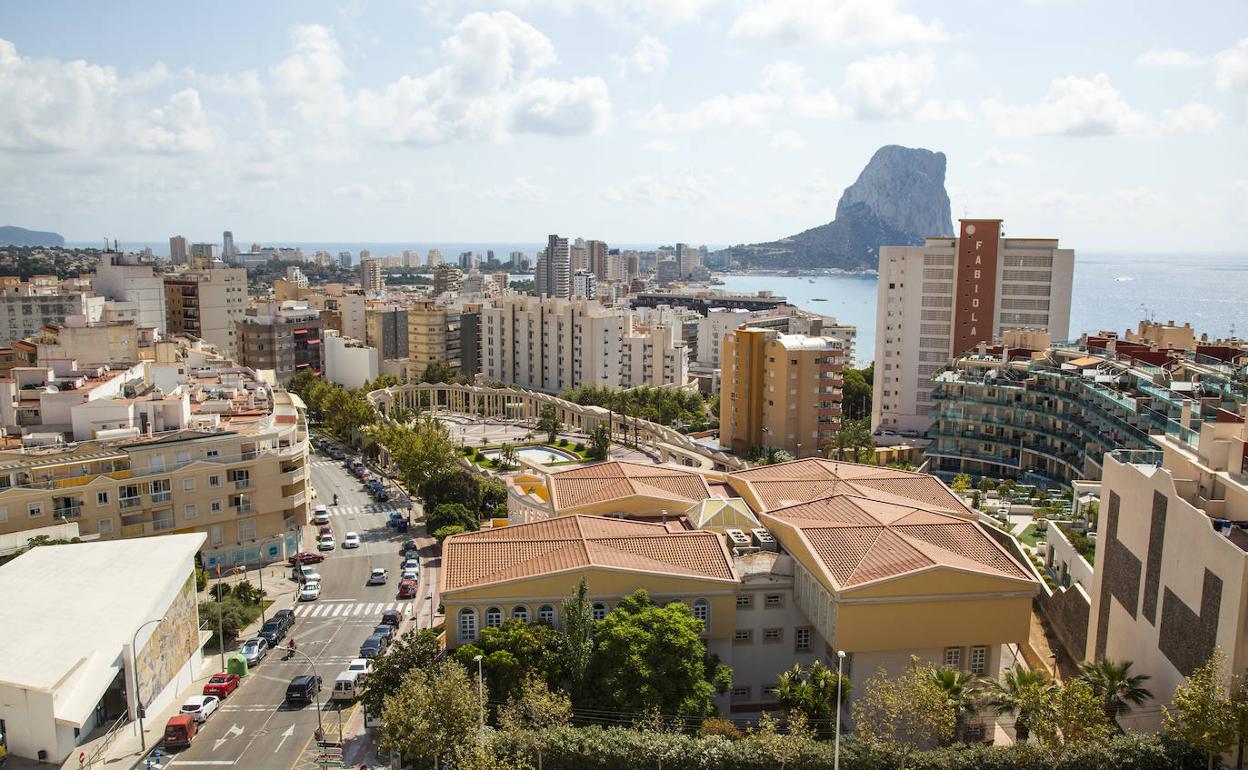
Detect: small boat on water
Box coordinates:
(812, 298, 827, 302)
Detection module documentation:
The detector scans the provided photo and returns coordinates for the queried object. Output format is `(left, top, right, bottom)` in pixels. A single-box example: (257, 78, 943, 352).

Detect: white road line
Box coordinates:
(168, 761, 237, 766)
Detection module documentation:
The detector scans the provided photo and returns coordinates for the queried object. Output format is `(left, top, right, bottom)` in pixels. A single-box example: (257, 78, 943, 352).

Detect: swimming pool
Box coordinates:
(481, 445, 580, 464)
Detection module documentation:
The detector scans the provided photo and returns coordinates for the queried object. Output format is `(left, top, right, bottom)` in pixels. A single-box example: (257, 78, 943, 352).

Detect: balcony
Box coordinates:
(119, 496, 142, 510)
(52, 504, 82, 519)
(151, 491, 172, 503)
(818, 408, 842, 421)
(234, 502, 254, 515)
(233, 478, 252, 490)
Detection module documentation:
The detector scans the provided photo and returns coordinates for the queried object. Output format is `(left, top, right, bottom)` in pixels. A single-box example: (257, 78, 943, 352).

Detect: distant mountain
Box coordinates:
(0, 226, 66, 248)
(726, 145, 953, 271)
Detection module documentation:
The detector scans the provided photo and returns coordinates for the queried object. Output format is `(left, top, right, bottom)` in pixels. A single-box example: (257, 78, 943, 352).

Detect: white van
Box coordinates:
(312, 505, 329, 525)
(332, 671, 364, 702)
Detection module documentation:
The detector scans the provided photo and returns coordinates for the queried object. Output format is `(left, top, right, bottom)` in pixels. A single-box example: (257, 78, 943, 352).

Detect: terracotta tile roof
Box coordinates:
(729, 458, 971, 515)
(548, 461, 714, 512)
(440, 515, 738, 593)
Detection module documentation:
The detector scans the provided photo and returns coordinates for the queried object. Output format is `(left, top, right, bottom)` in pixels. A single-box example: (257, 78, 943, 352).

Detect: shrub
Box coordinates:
(462, 446, 475, 456)
(697, 718, 741, 740)
(574, 442, 585, 453)
(195, 567, 209, 592)
(433, 525, 468, 542)
(558, 438, 569, 447)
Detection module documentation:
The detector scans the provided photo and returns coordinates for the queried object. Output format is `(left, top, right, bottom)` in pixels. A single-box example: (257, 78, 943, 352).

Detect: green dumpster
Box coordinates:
(226, 653, 249, 677)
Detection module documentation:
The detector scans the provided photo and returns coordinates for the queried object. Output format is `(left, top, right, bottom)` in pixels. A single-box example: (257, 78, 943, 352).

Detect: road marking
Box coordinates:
(275, 724, 296, 753)
(167, 761, 237, 766)
(212, 723, 244, 752)
(295, 601, 405, 618)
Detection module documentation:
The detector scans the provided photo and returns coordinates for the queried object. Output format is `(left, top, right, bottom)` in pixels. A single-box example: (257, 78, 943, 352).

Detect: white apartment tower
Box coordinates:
(535, 234, 571, 299)
(360, 257, 383, 294)
(872, 219, 1074, 434)
(94, 251, 168, 334)
(169, 235, 189, 265)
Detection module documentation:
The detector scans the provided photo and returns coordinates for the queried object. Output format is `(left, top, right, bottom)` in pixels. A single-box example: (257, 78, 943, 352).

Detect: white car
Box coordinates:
(318, 534, 335, 551)
(343, 532, 361, 549)
(299, 580, 322, 601)
(401, 559, 420, 573)
(401, 569, 418, 582)
(180, 695, 220, 723)
(367, 568, 388, 585)
(311, 505, 329, 525)
(347, 658, 373, 679)
(299, 567, 321, 584)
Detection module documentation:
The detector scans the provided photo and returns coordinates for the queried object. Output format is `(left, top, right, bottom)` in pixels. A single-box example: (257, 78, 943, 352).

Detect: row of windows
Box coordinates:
(944, 645, 990, 675)
(1003, 254, 1053, 268)
(920, 310, 953, 322)
(732, 626, 811, 650)
(459, 598, 711, 642)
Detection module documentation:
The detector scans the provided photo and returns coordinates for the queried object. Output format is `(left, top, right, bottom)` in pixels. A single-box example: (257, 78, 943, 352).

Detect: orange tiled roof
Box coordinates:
(548, 461, 714, 511)
(730, 458, 971, 514)
(440, 515, 737, 593)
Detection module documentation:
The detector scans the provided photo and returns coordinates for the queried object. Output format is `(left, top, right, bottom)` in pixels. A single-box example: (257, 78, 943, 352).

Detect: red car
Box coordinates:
(287, 552, 325, 566)
(202, 673, 240, 698)
(397, 579, 417, 599)
(318, 525, 333, 538)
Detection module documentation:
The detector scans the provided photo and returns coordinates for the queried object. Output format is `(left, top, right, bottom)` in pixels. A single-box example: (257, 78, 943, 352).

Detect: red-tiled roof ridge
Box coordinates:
(845, 527, 934, 585)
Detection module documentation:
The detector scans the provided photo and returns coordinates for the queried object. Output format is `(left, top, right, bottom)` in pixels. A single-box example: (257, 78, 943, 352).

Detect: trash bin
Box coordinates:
(226, 653, 250, 677)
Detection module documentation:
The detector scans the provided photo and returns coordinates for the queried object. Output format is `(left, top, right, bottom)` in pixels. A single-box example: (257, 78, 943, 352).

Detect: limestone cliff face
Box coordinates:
(727, 145, 953, 271)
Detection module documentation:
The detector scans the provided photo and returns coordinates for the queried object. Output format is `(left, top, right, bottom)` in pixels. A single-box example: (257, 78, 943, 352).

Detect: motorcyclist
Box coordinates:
(287, 638, 296, 657)
(333, 493, 339, 506)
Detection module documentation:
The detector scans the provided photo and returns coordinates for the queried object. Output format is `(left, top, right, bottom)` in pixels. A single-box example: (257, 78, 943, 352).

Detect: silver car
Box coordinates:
(241, 637, 269, 665)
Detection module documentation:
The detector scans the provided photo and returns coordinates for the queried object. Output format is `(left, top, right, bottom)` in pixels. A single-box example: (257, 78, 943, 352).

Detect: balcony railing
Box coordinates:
(53, 505, 82, 519)
(151, 491, 172, 503)
(234, 479, 252, 490)
(234, 503, 254, 515)
(119, 496, 142, 509)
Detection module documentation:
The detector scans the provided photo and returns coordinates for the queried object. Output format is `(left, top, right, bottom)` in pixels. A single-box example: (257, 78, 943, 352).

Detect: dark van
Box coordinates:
(285, 675, 322, 705)
(164, 715, 197, 749)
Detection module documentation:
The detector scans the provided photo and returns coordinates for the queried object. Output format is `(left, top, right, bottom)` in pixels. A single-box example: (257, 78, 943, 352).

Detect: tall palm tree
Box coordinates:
(930, 666, 980, 744)
(1078, 659, 1153, 720)
(979, 665, 1056, 742)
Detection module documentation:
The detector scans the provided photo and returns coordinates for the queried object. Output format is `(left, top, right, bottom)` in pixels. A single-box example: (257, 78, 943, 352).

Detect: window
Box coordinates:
(184, 504, 198, 519)
(238, 519, 256, 541)
(97, 517, 113, 534)
(96, 491, 109, 506)
(944, 647, 962, 669)
(733, 629, 753, 644)
(511, 605, 530, 623)
(209, 525, 223, 546)
(27, 502, 43, 518)
(211, 500, 222, 513)
(970, 645, 988, 675)
(153, 509, 174, 531)
(730, 686, 751, 701)
(736, 594, 752, 608)
(183, 478, 196, 492)
(795, 627, 812, 652)
(692, 599, 710, 629)
(537, 604, 556, 625)
(485, 607, 503, 628)
(209, 475, 220, 488)
(591, 602, 608, 622)
(206, 449, 219, 459)
(459, 608, 478, 643)
(761, 684, 779, 699)
(763, 628, 783, 643)
(176, 450, 191, 465)
(764, 594, 783, 608)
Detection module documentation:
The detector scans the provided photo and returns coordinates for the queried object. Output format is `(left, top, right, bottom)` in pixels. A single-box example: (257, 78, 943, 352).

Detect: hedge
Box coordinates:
(489, 727, 1206, 770)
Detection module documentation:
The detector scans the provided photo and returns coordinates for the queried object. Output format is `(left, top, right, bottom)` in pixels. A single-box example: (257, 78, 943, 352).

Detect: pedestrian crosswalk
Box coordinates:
(329, 503, 394, 518)
(295, 601, 409, 619)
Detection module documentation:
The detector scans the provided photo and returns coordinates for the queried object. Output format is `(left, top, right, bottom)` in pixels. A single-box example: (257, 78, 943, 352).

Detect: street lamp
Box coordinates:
(473, 654, 485, 749)
(285, 646, 325, 740)
(131, 617, 166, 752)
(834, 650, 846, 770)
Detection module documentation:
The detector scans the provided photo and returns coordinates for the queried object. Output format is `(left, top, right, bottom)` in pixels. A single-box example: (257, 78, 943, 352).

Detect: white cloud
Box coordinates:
(331, 180, 419, 203)
(511, 77, 611, 135)
(641, 138, 676, 152)
(613, 35, 669, 78)
(1161, 101, 1222, 134)
(769, 129, 805, 150)
(640, 92, 779, 133)
(602, 172, 714, 204)
(760, 61, 850, 119)
(479, 175, 548, 203)
(914, 99, 971, 123)
(1135, 48, 1202, 69)
(270, 25, 351, 126)
(843, 52, 934, 119)
(133, 88, 217, 154)
(982, 73, 1148, 137)
(418, 0, 721, 26)
(0, 38, 121, 152)
(729, 0, 945, 47)
(977, 148, 1031, 168)
(1215, 38, 1248, 92)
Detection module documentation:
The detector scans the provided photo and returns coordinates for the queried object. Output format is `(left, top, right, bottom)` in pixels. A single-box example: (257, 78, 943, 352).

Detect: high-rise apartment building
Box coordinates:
(656, 259, 680, 285)
(364, 303, 408, 361)
(571, 270, 596, 300)
(338, 251, 352, 268)
(570, 238, 589, 273)
(237, 302, 324, 384)
(427, 249, 444, 266)
(535, 234, 570, 299)
(720, 328, 845, 458)
(169, 235, 189, 265)
(94, 251, 168, 334)
(222, 230, 236, 261)
(588, 240, 608, 279)
(433, 264, 463, 297)
(408, 300, 459, 377)
(164, 263, 248, 359)
(402, 249, 421, 268)
(479, 295, 687, 393)
(190, 243, 219, 261)
(872, 219, 1074, 434)
(360, 257, 383, 294)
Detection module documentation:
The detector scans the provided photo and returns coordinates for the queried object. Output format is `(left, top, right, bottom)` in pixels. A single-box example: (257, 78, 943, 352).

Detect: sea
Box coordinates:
(719, 253, 1248, 366)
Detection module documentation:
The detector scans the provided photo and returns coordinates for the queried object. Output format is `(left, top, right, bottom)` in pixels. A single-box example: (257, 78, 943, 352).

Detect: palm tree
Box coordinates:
(979, 665, 1056, 742)
(1078, 659, 1152, 720)
(929, 666, 980, 743)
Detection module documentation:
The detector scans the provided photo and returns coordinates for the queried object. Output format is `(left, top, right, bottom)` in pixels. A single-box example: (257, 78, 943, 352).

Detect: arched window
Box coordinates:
(537, 604, 556, 625)
(692, 598, 710, 630)
(511, 605, 530, 623)
(485, 606, 503, 628)
(458, 608, 477, 643)
(592, 602, 608, 622)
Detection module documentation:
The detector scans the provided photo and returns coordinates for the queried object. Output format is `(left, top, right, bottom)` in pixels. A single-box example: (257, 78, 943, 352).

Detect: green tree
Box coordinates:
(498, 443, 520, 470)
(453, 620, 566, 702)
(537, 404, 563, 443)
(561, 578, 594, 701)
(363, 628, 441, 720)
(928, 666, 980, 744)
(842, 365, 873, 421)
(746, 711, 814, 770)
(832, 418, 874, 463)
(1164, 649, 1237, 770)
(950, 473, 973, 494)
(1029, 678, 1114, 750)
(420, 469, 482, 513)
(428, 502, 479, 534)
(588, 590, 731, 718)
(1078, 658, 1153, 720)
(852, 659, 956, 768)
(775, 661, 851, 731)
(587, 423, 612, 461)
(380, 661, 479, 769)
(432, 524, 468, 542)
(497, 675, 572, 770)
(980, 664, 1057, 742)
(420, 360, 466, 385)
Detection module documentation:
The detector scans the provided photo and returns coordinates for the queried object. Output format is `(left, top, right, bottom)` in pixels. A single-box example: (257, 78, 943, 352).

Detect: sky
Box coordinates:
(1, 0, 1246, 251)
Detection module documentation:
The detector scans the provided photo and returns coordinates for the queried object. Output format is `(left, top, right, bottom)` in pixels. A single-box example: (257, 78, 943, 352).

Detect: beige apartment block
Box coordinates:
(873, 219, 1074, 434)
(0, 365, 310, 570)
(720, 328, 845, 458)
(408, 300, 460, 378)
(164, 263, 248, 359)
(360, 257, 384, 294)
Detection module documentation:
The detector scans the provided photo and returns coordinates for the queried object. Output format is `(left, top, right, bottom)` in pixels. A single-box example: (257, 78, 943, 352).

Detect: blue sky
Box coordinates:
(1, 0, 1245, 251)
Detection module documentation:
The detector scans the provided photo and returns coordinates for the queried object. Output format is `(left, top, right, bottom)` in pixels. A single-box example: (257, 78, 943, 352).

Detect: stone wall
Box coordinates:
(1038, 582, 1090, 662)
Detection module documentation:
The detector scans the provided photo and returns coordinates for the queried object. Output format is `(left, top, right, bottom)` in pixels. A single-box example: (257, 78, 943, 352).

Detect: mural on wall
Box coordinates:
(136, 574, 199, 707)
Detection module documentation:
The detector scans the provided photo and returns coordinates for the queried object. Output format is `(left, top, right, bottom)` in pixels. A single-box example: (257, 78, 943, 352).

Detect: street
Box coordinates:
(163, 442, 438, 770)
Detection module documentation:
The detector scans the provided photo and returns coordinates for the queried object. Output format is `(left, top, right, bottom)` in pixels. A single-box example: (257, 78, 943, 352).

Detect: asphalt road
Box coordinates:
(164, 442, 435, 770)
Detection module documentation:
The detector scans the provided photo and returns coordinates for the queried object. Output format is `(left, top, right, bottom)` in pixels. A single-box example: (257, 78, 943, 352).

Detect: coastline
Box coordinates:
(717, 268, 878, 278)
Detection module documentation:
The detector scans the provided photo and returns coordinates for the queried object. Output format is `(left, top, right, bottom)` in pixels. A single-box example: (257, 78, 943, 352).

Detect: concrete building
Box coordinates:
(479, 295, 689, 393)
(285, 265, 309, 289)
(222, 230, 236, 262)
(588, 239, 609, 279)
(571, 270, 596, 300)
(168, 235, 189, 265)
(237, 302, 324, 385)
(364, 303, 408, 361)
(338, 251, 352, 269)
(535, 234, 570, 299)
(407, 300, 459, 378)
(189, 243, 218, 262)
(0, 277, 104, 346)
(656, 259, 680, 285)
(426, 249, 443, 267)
(458, 305, 481, 379)
(164, 263, 248, 360)
(873, 219, 1074, 434)
(29, 319, 146, 367)
(695, 308, 752, 367)
(93, 252, 168, 335)
(0, 534, 208, 763)
(324, 330, 379, 390)
(359, 257, 383, 294)
(720, 328, 845, 458)
(433, 264, 463, 297)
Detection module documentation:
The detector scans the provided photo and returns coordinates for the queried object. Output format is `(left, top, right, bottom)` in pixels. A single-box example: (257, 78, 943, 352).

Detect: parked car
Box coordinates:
(287, 551, 325, 566)
(367, 568, 388, 586)
(402, 558, 420, 573)
(387, 511, 405, 528)
(298, 567, 321, 584)
(332, 671, 364, 702)
(347, 658, 374, 677)
(372, 625, 395, 642)
(241, 638, 269, 665)
(299, 580, 322, 602)
(400, 569, 418, 582)
(358, 635, 386, 659)
(318, 524, 333, 537)
(273, 608, 296, 628)
(395, 518, 409, 533)
(342, 532, 361, 549)
(202, 673, 240, 698)
(163, 715, 197, 749)
(403, 546, 421, 561)
(317, 534, 335, 551)
(180, 695, 220, 723)
(397, 579, 417, 599)
(375, 489, 391, 503)
(311, 505, 330, 525)
(258, 619, 288, 645)
(285, 675, 322, 705)
(381, 608, 403, 627)
(401, 539, 419, 552)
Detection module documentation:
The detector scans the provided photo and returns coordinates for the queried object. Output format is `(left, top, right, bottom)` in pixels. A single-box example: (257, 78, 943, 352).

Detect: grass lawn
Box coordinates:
(463, 441, 593, 470)
(1018, 524, 1048, 548)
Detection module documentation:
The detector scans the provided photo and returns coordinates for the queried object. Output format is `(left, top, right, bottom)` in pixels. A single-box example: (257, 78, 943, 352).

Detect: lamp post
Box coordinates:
(285, 646, 324, 740)
(473, 654, 485, 749)
(834, 650, 846, 770)
(131, 617, 166, 752)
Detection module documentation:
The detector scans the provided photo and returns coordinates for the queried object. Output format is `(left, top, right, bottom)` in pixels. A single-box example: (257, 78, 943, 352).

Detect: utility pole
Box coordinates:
(216, 565, 225, 671)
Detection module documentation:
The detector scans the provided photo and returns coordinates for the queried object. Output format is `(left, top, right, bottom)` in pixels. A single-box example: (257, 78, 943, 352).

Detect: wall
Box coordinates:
(325, 332, 379, 390)
(1038, 582, 1090, 662)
